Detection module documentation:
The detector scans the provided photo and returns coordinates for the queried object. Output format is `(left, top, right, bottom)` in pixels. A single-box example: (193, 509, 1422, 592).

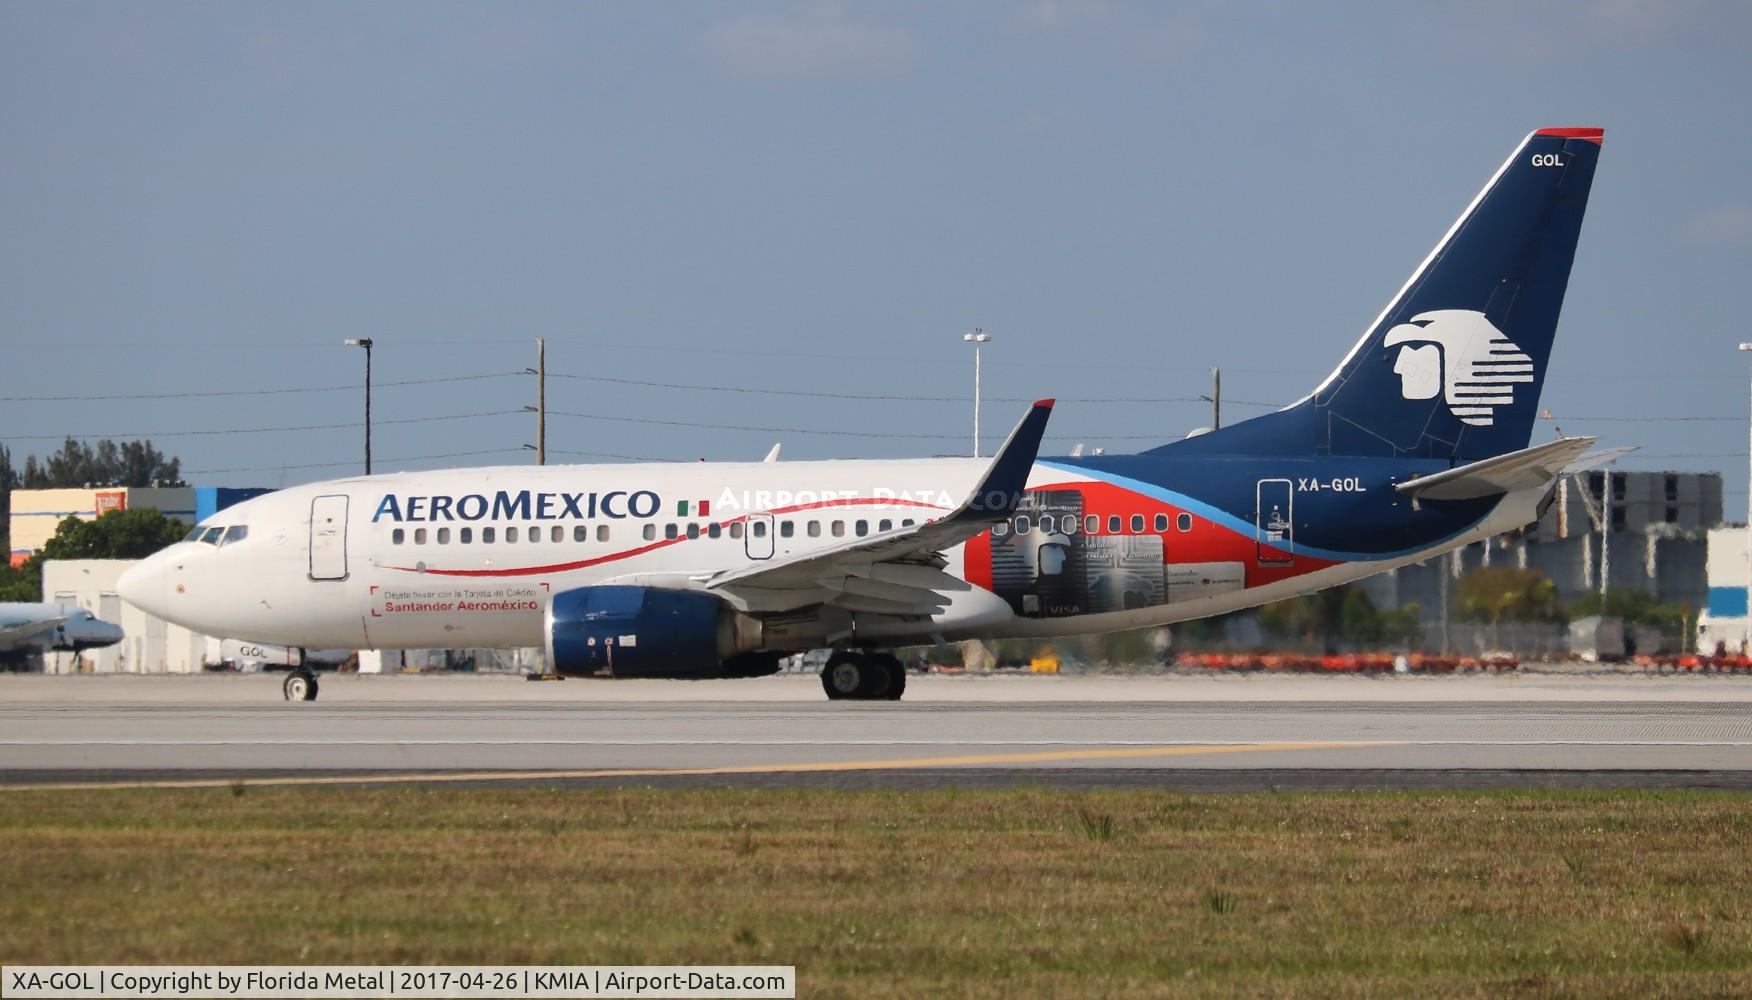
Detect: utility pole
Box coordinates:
(537, 338, 547, 466)
(343, 338, 374, 475)
(1212, 368, 1222, 430)
(963, 329, 990, 457)
(1199, 368, 1223, 430)
(1740, 343, 1752, 651)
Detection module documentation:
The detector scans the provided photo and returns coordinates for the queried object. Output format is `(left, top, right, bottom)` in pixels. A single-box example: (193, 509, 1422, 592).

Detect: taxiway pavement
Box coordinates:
(2, 673, 1750, 789)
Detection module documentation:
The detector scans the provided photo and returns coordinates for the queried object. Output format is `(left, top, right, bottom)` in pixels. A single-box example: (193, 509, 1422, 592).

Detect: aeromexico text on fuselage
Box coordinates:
(369, 486, 1022, 524)
(373, 490, 664, 523)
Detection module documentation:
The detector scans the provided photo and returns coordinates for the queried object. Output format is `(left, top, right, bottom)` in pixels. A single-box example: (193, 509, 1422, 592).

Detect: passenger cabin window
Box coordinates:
(392, 528, 405, 545)
(780, 521, 794, 538)
(879, 519, 892, 532)
(1177, 513, 1192, 532)
(831, 521, 845, 537)
(708, 523, 721, 539)
(414, 528, 428, 544)
(597, 524, 610, 542)
(1084, 515, 1099, 534)
(902, 519, 915, 527)
(573, 525, 588, 542)
(687, 523, 700, 539)
(460, 527, 473, 544)
(993, 522, 1010, 537)
(1015, 515, 1031, 534)
(550, 526, 563, 543)
(437, 527, 450, 544)
(530, 529, 540, 544)
(1107, 515, 1120, 533)
(482, 527, 496, 544)
(753, 521, 768, 538)
(1130, 514, 1144, 533)
(730, 522, 744, 539)
(1153, 513, 1169, 532)
(506, 526, 519, 543)
(643, 524, 656, 541)
(665, 524, 678, 540)
(1063, 516, 1078, 535)
(808, 521, 821, 538)
(855, 520, 868, 537)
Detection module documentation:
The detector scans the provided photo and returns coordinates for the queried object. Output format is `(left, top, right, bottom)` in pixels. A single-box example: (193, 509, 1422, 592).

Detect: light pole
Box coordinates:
(343, 338, 374, 475)
(963, 329, 990, 457)
(1739, 343, 1752, 651)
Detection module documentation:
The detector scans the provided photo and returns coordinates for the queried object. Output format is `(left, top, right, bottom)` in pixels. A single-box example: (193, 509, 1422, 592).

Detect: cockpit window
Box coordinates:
(184, 527, 205, 542)
(220, 525, 249, 546)
(199, 526, 224, 545)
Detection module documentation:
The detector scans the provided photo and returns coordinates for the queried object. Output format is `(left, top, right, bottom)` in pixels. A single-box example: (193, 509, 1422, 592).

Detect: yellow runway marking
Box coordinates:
(0, 741, 1388, 791)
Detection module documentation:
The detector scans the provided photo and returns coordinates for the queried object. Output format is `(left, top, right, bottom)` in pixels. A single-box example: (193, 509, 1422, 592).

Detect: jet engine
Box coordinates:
(545, 585, 781, 679)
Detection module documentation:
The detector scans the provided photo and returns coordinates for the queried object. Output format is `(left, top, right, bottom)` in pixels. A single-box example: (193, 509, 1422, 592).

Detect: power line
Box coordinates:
(546, 371, 1204, 404)
(545, 409, 1160, 441)
(184, 448, 529, 475)
(1557, 416, 1741, 423)
(0, 371, 527, 404)
(4, 410, 523, 442)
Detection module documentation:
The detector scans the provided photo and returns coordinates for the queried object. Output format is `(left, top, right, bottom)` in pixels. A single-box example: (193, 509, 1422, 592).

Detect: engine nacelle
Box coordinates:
(545, 585, 780, 679)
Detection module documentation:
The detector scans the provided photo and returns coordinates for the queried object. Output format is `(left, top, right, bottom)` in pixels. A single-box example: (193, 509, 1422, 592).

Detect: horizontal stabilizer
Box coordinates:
(1396, 436, 1595, 502)
(1562, 445, 1638, 475)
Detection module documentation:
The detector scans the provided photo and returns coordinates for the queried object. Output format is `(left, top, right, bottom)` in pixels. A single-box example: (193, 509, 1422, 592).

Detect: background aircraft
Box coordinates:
(0, 602, 125, 670)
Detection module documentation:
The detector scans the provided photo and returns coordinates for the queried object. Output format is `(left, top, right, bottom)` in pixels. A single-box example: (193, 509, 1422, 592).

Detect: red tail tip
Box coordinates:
(1034, 398, 1055, 408)
(1535, 127, 1605, 144)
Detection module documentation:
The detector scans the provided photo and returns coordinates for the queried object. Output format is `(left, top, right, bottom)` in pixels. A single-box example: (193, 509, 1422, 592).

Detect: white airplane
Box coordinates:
(0, 602, 126, 670)
(120, 127, 1607, 702)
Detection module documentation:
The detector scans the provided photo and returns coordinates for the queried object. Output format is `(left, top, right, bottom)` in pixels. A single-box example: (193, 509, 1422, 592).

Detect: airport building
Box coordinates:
(1361, 471, 1721, 630)
(8, 485, 271, 566)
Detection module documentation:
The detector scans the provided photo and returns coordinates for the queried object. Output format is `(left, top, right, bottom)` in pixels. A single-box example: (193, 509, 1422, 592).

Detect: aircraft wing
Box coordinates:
(0, 614, 64, 651)
(704, 399, 1055, 616)
(1395, 436, 1596, 502)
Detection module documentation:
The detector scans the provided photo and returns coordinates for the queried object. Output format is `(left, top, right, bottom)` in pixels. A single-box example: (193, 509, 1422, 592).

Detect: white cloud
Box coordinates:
(704, 10, 920, 80)
(1683, 203, 1752, 248)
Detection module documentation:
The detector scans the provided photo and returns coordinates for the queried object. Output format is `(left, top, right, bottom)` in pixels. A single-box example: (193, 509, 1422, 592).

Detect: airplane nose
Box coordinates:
(117, 558, 167, 618)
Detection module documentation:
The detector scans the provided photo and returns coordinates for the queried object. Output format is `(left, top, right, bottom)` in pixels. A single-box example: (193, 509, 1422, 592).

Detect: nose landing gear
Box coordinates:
(282, 669, 319, 702)
(820, 650, 907, 701)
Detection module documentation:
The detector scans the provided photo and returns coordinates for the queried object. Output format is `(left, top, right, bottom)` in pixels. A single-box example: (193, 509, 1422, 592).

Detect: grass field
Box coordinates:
(3, 787, 1751, 997)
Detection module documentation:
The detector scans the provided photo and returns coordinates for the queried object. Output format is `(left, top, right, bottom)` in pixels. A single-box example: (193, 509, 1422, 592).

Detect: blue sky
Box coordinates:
(2, 1, 1749, 507)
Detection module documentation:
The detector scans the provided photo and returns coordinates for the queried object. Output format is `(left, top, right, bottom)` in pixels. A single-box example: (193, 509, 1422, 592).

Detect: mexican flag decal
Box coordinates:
(676, 499, 712, 517)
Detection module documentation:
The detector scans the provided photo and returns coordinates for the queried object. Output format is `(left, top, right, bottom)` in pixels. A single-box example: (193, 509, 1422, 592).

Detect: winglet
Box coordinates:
(949, 398, 1054, 523)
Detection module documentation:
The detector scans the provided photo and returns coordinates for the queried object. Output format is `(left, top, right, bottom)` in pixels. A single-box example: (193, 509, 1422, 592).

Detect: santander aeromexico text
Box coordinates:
(372, 489, 663, 523)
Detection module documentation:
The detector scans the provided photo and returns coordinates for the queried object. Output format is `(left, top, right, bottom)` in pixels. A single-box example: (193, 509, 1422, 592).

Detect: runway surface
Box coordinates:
(3, 673, 1751, 790)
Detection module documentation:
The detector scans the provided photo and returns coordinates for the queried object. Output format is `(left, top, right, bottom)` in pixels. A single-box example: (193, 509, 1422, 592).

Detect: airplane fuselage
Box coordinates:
(119, 451, 1537, 653)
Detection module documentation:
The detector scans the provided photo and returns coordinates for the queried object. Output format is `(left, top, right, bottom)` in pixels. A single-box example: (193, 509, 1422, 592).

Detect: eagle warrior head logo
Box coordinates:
(1383, 309, 1534, 427)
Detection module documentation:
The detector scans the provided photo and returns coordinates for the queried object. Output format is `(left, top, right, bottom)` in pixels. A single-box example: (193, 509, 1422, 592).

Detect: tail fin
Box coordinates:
(1160, 127, 1603, 461)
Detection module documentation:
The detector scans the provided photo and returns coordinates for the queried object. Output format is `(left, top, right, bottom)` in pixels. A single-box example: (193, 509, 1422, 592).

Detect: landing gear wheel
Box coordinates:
(283, 670, 319, 702)
(822, 652, 866, 700)
(877, 655, 907, 701)
(821, 651, 905, 701)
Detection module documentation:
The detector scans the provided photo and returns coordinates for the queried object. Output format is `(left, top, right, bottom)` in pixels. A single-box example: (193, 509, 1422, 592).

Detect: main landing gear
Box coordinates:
(282, 669, 319, 702)
(821, 650, 907, 701)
